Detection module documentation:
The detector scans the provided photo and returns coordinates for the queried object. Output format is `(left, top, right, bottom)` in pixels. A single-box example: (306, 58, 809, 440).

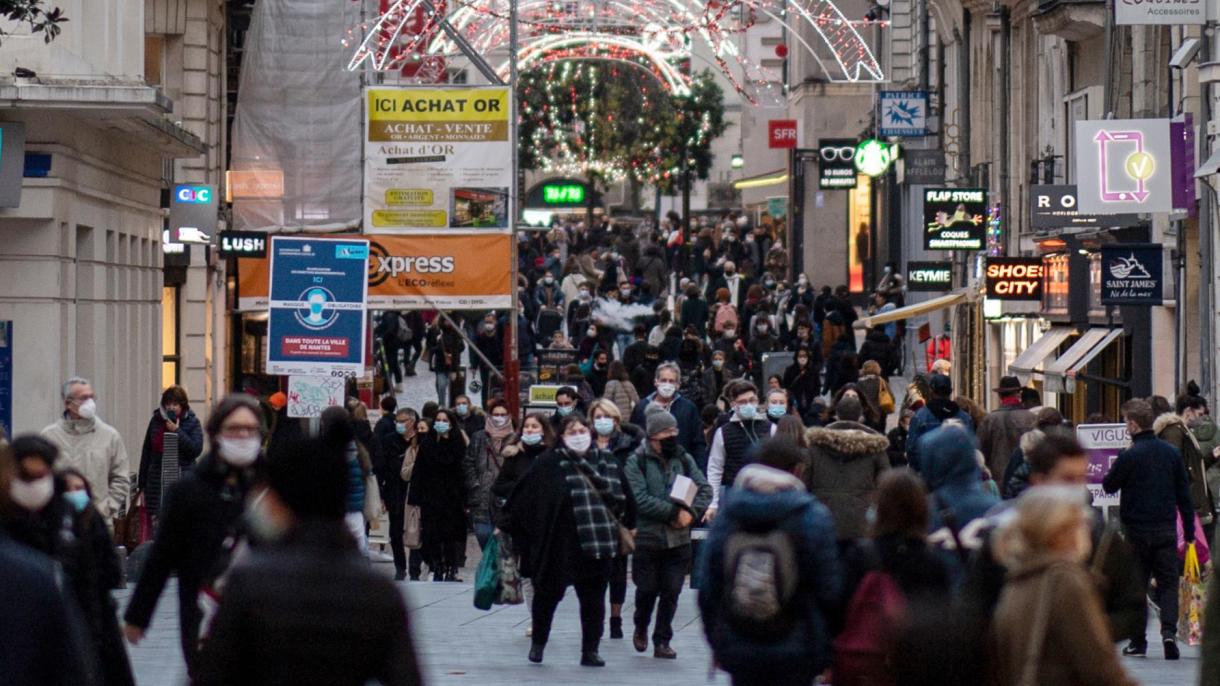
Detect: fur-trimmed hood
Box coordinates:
(805, 420, 890, 457)
(1155, 412, 1202, 450)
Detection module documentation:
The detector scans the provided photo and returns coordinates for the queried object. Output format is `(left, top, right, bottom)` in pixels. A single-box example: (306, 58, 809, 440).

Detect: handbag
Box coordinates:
(119, 490, 150, 550)
(402, 485, 422, 550)
(473, 535, 501, 610)
(363, 474, 382, 526)
(399, 442, 419, 482)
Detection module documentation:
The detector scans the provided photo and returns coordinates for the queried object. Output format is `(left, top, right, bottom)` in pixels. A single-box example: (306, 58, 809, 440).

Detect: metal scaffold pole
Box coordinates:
(505, 0, 522, 417)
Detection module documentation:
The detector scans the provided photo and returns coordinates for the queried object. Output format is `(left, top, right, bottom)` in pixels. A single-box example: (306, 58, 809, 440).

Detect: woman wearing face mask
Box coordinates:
(452, 394, 485, 438)
(589, 399, 645, 639)
(124, 394, 264, 677)
(765, 389, 791, 423)
(138, 385, 204, 522)
(413, 408, 469, 581)
(587, 350, 611, 397)
(746, 316, 779, 386)
(990, 486, 1137, 686)
(783, 347, 823, 419)
(2, 438, 137, 686)
(505, 415, 637, 667)
(464, 399, 516, 549)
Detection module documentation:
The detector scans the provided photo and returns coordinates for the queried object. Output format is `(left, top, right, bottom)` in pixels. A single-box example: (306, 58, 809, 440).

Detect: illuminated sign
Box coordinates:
(218, 230, 268, 258)
(542, 183, 585, 205)
(175, 185, 212, 203)
(923, 188, 986, 250)
(1075, 119, 1173, 214)
(1030, 185, 1140, 229)
(170, 183, 217, 244)
(985, 257, 1044, 300)
(854, 138, 898, 177)
(818, 138, 858, 189)
(907, 261, 953, 291)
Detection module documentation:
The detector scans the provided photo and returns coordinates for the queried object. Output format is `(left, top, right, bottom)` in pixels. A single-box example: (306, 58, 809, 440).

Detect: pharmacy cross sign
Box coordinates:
(1094, 129, 1152, 203)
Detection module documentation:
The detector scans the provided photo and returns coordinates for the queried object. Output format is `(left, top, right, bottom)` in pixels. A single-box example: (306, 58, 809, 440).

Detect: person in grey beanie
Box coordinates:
(623, 406, 712, 658)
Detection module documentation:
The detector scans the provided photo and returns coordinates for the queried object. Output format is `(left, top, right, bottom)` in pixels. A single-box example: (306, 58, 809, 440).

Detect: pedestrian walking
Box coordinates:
(976, 376, 1035, 486)
(990, 486, 1137, 685)
(378, 407, 416, 580)
(589, 397, 645, 638)
(321, 406, 374, 558)
(803, 396, 890, 543)
(1153, 399, 1216, 535)
(41, 376, 129, 522)
(1102, 398, 1195, 659)
(412, 408, 469, 581)
(464, 399, 515, 548)
(137, 385, 204, 520)
(905, 373, 974, 473)
(698, 436, 840, 686)
(624, 408, 712, 659)
(193, 431, 423, 686)
(602, 360, 640, 418)
(453, 394, 485, 438)
(427, 319, 466, 406)
(124, 394, 263, 677)
(504, 415, 636, 666)
(919, 425, 999, 571)
(706, 381, 776, 520)
(854, 360, 891, 432)
(630, 362, 708, 470)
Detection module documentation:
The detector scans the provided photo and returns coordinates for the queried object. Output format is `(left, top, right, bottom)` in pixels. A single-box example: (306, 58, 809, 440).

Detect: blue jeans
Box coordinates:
(474, 522, 494, 550)
(435, 371, 451, 406)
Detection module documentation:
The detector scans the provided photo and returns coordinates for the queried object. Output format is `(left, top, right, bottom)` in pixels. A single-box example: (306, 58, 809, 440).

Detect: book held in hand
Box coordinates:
(670, 474, 697, 508)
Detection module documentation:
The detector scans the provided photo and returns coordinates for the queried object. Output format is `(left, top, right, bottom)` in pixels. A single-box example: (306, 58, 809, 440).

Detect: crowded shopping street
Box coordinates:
(7, 0, 1220, 684)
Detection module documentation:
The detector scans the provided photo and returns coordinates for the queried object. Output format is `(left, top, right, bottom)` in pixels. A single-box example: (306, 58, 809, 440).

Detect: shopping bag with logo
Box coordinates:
(473, 535, 501, 611)
(1178, 542, 1205, 646)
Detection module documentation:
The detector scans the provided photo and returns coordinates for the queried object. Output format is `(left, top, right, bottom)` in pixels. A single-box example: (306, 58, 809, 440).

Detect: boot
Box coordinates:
(609, 616, 623, 639)
(654, 642, 677, 659)
(528, 643, 545, 664)
(580, 647, 605, 667)
(632, 628, 648, 653)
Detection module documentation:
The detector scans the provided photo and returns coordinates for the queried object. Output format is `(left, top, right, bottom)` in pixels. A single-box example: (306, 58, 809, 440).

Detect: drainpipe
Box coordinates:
(957, 12, 972, 179)
(1103, 0, 1114, 115)
(1203, 28, 1215, 398)
(999, 7, 1010, 254)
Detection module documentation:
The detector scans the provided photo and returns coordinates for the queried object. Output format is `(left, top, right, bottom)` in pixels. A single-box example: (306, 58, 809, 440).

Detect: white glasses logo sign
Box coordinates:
(1092, 129, 1155, 203)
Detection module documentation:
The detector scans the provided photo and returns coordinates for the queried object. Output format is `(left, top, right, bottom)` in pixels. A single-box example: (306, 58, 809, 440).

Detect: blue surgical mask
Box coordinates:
(65, 490, 90, 513)
(594, 417, 615, 436)
(395, 422, 407, 435)
(521, 432, 543, 446)
(767, 404, 786, 419)
(455, 404, 469, 416)
(736, 403, 758, 420)
(434, 421, 451, 435)
(557, 405, 575, 417)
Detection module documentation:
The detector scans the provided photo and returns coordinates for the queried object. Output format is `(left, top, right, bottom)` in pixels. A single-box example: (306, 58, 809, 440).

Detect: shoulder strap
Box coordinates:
(1018, 572, 1054, 686)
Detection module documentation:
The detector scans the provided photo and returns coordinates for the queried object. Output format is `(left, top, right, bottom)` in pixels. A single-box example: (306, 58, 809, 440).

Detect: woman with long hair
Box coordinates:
(465, 399, 516, 548)
(505, 415, 636, 666)
(413, 407, 469, 581)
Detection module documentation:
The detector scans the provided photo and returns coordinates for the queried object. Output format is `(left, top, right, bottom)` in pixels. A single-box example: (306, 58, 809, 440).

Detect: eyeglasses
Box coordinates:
(220, 425, 261, 438)
(820, 146, 855, 162)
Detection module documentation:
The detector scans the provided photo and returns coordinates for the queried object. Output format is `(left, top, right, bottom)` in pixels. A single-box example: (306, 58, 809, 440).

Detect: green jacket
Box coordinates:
(624, 442, 713, 551)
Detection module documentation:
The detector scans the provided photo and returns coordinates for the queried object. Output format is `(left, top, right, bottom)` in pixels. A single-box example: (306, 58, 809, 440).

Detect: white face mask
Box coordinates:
(656, 382, 677, 398)
(11, 475, 54, 511)
(565, 433, 592, 454)
(491, 416, 509, 427)
(218, 437, 261, 467)
(76, 398, 97, 420)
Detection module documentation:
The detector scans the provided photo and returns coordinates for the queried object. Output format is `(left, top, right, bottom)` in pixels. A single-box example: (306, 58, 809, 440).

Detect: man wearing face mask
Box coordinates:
(624, 408, 712, 659)
(630, 363, 707, 472)
(42, 376, 130, 523)
(550, 387, 583, 432)
(124, 394, 264, 676)
(378, 407, 417, 581)
(705, 382, 776, 522)
(746, 316, 779, 387)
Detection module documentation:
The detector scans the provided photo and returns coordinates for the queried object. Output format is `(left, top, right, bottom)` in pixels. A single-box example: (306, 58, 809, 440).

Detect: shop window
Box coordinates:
(1041, 253, 1069, 315)
(1087, 252, 1104, 316)
(847, 174, 872, 293)
(162, 286, 179, 387)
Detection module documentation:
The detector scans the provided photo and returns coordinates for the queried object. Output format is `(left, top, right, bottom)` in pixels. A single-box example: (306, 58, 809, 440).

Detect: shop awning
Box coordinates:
(733, 169, 788, 190)
(1043, 327, 1124, 394)
(853, 289, 970, 329)
(1009, 326, 1076, 384)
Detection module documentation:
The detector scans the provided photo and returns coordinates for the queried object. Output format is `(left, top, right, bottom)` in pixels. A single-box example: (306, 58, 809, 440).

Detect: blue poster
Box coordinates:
(1100, 243, 1163, 306)
(0, 321, 10, 435)
(266, 237, 369, 376)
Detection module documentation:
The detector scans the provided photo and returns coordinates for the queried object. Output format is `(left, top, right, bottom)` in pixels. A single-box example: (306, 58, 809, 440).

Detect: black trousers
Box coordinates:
(632, 545, 691, 643)
(408, 548, 425, 577)
(1127, 529, 1181, 642)
(532, 576, 608, 651)
(385, 485, 406, 573)
(609, 555, 628, 606)
(383, 339, 404, 384)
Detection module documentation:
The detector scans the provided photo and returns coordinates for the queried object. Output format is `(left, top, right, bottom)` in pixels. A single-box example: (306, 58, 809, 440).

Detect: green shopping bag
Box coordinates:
(473, 535, 501, 610)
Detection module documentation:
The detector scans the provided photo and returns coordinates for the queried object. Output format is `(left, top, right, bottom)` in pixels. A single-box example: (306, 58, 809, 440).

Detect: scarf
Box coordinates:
(484, 415, 515, 456)
(560, 449, 626, 560)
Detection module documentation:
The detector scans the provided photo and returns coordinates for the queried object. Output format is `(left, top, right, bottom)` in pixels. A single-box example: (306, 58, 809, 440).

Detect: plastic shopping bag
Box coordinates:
(1177, 513, 1212, 566)
(495, 531, 523, 605)
(1178, 542, 1206, 646)
(473, 535, 501, 611)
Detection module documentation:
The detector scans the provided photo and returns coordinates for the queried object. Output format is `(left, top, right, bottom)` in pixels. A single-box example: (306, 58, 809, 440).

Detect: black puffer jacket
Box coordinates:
(194, 520, 422, 686)
(803, 421, 891, 541)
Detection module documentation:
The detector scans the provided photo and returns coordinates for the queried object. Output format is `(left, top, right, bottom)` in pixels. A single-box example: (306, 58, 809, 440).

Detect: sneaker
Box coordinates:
(1122, 642, 1147, 657)
(1164, 638, 1180, 660)
(525, 625, 533, 638)
(654, 643, 677, 659)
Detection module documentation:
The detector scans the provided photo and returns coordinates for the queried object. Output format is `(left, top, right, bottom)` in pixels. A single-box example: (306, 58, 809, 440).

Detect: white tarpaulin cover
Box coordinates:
(230, 0, 363, 232)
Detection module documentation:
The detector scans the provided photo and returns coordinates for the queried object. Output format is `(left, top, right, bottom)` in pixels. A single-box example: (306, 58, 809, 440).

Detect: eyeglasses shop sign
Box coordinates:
(1100, 243, 1163, 305)
(1115, 0, 1205, 25)
(818, 138, 858, 190)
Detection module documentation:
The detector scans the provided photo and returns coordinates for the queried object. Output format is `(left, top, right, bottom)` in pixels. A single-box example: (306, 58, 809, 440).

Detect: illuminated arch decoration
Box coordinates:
(345, 0, 886, 104)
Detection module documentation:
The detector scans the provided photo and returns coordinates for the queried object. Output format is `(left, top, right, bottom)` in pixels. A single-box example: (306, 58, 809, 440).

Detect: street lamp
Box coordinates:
(731, 154, 744, 169)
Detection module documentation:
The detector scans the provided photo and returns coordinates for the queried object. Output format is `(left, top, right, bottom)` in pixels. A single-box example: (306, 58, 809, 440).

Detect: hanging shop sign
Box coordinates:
(768, 119, 798, 149)
(0, 320, 10, 437)
(225, 169, 284, 201)
(170, 184, 217, 244)
(266, 236, 369, 376)
(818, 138, 858, 189)
(879, 91, 929, 137)
(238, 233, 513, 311)
(364, 86, 512, 233)
(907, 261, 953, 291)
(1115, 0, 1205, 25)
(985, 257, 1044, 300)
(1171, 114, 1197, 218)
(923, 188, 986, 250)
(1077, 423, 1129, 507)
(1029, 185, 1141, 229)
(1100, 243, 1164, 305)
(854, 138, 898, 177)
(1075, 119, 1175, 214)
(898, 149, 946, 185)
(218, 230, 268, 258)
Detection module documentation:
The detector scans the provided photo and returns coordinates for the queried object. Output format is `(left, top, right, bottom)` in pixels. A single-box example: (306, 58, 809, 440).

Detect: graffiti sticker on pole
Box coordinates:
(266, 236, 370, 376)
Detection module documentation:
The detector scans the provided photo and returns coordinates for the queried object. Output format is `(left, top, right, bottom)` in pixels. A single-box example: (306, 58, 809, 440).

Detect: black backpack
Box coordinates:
(722, 528, 799, 640)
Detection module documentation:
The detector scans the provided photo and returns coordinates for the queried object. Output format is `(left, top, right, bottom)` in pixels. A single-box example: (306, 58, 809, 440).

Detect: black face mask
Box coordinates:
(659, 436, 679, 458)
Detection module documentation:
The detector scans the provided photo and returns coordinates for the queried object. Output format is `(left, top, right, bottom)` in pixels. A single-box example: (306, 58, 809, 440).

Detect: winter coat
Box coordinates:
(637, 248, 669, 297)
(1002, 428, 1043, 499)
(1154, 412, 1216, 522)
(783, 360, 822, 414)
(426, 326, 465, 373)
(599, 424, 645, 469)
(920, 426, 998, 539)
(991, 556, 1137, 686)
(856, 330, 895, 376)
(698, 464, 841, 680)
(194, 520, 423, 686)
(489, 439, 546, 528)
(976, 405, 1035, 486)
(409, 431, 468, 544)
(680, 296, 709, 332)
(624, 441, 712, 550)
(138, 408, 205, 512)
(125, 452, 254, 671)
(1102, 430, 1195, 536)
(836, 534, 951, 634)
(603, 379, 640, 418)
(345, 442, 366, 515)
(464, 429, 513, 525)
(630, 392, 708, 469)
(42, 415, 130, 520)
(0, 534, 93, 686)
(803, 421, 891, 541)
(853, 374, 888, 431)
(824, 339, 859, 395)
(906, 398, 975, 473)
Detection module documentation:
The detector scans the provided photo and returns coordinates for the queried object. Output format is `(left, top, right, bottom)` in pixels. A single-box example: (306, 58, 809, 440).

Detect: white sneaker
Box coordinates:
(525, 626, 533, 637)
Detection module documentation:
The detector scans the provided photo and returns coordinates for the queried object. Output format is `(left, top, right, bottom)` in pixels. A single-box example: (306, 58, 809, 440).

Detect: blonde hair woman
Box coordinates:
(990, 486, 1137, 686)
